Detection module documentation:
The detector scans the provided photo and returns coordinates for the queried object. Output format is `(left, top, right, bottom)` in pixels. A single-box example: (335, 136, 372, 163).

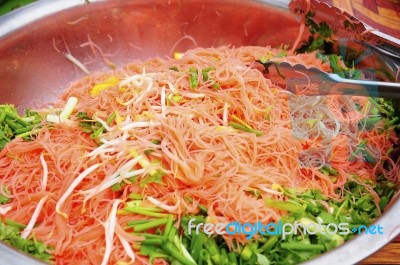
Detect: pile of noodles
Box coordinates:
(0, 46, 398, 264)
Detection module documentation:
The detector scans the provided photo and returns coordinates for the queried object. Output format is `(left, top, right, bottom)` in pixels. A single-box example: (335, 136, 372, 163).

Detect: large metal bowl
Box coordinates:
(0, 0, 398, 264)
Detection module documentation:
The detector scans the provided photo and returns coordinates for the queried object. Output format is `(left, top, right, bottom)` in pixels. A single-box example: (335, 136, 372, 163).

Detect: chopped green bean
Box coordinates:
(281, 242, 325, 251)
(265, 198, 304, 213)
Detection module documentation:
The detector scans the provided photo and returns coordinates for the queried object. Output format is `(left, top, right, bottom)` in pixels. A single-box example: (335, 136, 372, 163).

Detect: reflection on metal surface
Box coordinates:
(0, 0, 298, 108)
(288, 0, 400, 83)
(258, 61, 400, 97)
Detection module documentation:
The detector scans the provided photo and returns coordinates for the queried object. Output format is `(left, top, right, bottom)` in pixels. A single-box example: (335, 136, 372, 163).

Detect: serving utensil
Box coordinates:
(289, 0, 400, 79)
(255, 0, 400, 98)
(258, 61, 400, 98)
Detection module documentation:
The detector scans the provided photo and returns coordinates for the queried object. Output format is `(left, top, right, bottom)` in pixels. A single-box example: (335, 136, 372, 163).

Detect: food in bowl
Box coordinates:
(0, 1, 398, 265)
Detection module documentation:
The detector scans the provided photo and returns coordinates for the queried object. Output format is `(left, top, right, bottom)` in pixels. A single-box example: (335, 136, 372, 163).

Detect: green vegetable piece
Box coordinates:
(139, 244, 160, 256)
(123, 207, 170, 218)
(140, 169, 166, 188)
(317, 212, 337, 224)
(0, 125, 12, 150)
(265, 198, 304, 213)
(5, 219, 26, 229)
(76, 112, 89, 119)
(0, 111, 6, 122)
(76, 111, 115, 139)
(199, 249, 209, 265)
(111, 182, 124, 192)
(143, 149, 154, 155)
(281, 242, 325, 251)
(184, 196, 208, 213)
(318, 233, 345, 251)
(161, 242, 196, 265)
(358, 117, 381, 129)
(229, 122, 263, 137)
(14, 124, 36, 135)
(0, 104, 42, 150)
(371, 107, 380, 116)
(328, 55, 344, 78)
(350, 140, 368, 161)
(274, 50, 287, 58)
(259, 56, 268, 63)
(142, 238, 165, 245)
(305, 201, 322, 215)
(369, 98, 391, 117)
(189, 67, 199, 89)
(228, 252, 238, 265)
(168, 226, 177, 243)
(256, 253, 271, 265)
(212, 83, 221, 89)
(240, 244, 253, 261)
(0, 186, 11, 205)
(258, 236, 279, 253)
(163, 214, 174, 238)
(127, 219, 151, 226)
(317, 22, 332, 38)
(206, 236, 222, 264)
(220, 246, 229, 265)
(379, 195, 391, 211)
(386, 117, 399, 128)
(321, 165, 338, 176)
(201, 67, 215, 81)
(144, 139, 162, 155)
(128, 193, 143, 200)
(4, 119, 22, 130)
(0, 0, 37, 15)
(132, 218, 169, 232)
(152, 139, 161, 145)
(106, 111, 116, 125)
(0, 221, 53, 262)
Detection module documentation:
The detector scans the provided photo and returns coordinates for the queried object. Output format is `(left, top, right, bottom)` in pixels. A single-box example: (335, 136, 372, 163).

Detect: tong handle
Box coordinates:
(261, 61, 400, 98)
(361, 42, 400, 81)
(290, 0, 400, 82)
(286, 73, 400, 98)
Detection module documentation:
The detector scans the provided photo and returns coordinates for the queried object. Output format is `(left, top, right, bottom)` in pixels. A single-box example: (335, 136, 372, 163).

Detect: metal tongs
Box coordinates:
(271, 0, 400, 98)
(260, 62, 400, 98)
